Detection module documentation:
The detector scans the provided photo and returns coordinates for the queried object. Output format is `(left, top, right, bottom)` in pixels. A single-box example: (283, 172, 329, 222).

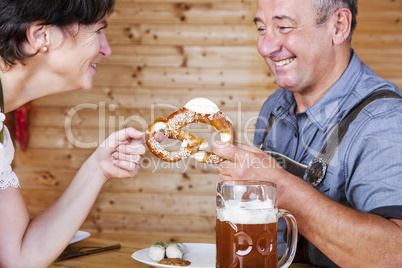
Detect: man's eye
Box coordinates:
(278, 26, 292, 33)
(257, 27, 265, 33)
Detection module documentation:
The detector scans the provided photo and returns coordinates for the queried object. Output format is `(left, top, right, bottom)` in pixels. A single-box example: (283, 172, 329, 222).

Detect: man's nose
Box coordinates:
(257, 31, 282, 58)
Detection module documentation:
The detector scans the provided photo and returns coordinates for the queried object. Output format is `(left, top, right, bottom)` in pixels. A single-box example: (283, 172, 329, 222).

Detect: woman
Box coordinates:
(0, 1, 147, 267)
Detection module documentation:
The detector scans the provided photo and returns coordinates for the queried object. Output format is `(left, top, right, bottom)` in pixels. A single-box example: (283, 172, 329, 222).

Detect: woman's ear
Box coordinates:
(25, 21, 51, 53)
(332, 8, 352, 46)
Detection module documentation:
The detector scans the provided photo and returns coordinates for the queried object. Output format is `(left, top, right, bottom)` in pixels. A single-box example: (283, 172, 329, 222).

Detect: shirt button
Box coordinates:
(294, 133, 298, 138)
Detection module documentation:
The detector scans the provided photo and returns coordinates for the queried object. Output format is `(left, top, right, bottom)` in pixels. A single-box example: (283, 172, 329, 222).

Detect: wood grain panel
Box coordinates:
(22, 190, 215, 216)
(88, 66, 275, 87)
(105, 23, 257, 45)
(101, 45, 185, 66)
(32, 86, 274, 109)
(111, 2, 255, 24)
(16, 167, 217, 195)
(82, 213, 216, 234)
(101, 45, 266, 68)
(29, 106, 262, 128)
(14, 148, 93, 169)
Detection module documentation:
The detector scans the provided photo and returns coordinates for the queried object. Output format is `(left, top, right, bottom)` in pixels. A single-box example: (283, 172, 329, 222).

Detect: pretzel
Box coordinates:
(146, 98, 234, 164)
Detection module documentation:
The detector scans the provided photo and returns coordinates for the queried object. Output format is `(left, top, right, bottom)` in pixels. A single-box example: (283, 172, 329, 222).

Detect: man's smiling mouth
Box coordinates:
(90, 63, 97, 68)
(274, 57, 296, 67)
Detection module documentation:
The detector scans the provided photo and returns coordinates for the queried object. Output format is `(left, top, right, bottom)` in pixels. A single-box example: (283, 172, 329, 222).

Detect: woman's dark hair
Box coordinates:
(0, 0, 115, 67)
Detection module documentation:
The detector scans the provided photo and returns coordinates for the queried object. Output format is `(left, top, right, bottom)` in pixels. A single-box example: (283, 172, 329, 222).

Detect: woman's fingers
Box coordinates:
(113, 157, 142, 172)
(104, 127, 145, 150)
(112, 152, 142, 164)
(112, 141, 145, 175)
(153, 132, 165, 142)
(116, 143, 146, 155)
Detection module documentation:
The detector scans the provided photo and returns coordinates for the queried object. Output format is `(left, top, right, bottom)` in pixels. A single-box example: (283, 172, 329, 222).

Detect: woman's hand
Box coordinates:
(93, 127, 147, 180)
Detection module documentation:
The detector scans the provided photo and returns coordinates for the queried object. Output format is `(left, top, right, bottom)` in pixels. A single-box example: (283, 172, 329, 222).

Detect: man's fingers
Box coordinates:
(212, 141, 262, 164)
(218, 160, 235, 176)
(211, 141, 241, 162)
(235, 142, 264, 154)
(218, 174, 235, 181)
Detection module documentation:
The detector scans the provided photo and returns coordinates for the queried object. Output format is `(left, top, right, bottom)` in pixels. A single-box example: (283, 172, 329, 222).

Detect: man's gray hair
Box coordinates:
(311, 0, 358, 42)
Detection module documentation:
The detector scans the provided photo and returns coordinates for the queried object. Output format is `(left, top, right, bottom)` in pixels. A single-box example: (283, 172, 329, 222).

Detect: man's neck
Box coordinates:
(293, 48, 352, 113)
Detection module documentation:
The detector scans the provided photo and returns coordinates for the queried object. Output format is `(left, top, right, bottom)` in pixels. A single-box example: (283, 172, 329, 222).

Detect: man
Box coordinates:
(212, 0, 402, 267)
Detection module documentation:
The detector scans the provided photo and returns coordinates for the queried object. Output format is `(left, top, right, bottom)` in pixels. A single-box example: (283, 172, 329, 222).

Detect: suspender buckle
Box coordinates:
(303, 158, 327, 187)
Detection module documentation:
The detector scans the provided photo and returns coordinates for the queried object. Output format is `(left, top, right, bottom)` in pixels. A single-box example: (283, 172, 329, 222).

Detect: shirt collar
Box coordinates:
(306, 50, 362, 131)
(271, 90, 295, 119)
(272, 50, 363, 132)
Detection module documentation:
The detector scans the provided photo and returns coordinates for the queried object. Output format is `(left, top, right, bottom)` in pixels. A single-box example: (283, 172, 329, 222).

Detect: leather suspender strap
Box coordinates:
(304, 90, 402, 187)
(259, 114, 278, 148)
(258, 113, 309, 178)
(268, 151, 307, 178)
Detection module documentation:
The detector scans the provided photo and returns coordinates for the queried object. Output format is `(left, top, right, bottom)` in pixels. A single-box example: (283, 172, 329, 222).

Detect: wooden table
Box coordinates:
(49, 231, 315, 268)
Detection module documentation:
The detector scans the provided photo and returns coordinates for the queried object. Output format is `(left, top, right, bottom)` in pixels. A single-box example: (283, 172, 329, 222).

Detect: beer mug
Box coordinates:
(216, 180, 298, 268)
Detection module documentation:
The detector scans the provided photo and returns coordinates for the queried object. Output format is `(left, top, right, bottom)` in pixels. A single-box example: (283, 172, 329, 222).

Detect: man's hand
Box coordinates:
(211, 141, 285, 181)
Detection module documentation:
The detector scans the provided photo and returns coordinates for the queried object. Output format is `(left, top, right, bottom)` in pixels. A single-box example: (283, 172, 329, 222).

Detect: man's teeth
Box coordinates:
(275, 57, 295, 67)
(90, 63, 97, 68)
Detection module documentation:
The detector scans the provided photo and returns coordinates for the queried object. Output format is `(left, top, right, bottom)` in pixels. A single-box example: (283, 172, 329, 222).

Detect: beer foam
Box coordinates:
(217, 200, 277, 224)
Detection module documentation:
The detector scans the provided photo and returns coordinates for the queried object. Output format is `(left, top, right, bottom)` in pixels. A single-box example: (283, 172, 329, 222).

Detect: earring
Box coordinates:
(42, 47, 48, 52)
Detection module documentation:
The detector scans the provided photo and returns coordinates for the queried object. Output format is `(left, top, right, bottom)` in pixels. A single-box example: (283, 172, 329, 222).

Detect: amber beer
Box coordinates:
(216, 181, 297, 268)
(216, 220, 278, 268)
(216, 208, 278, 268)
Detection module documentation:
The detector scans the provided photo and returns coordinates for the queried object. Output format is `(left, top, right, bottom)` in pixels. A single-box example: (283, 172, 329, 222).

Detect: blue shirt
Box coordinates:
(254, 51, 402, 267)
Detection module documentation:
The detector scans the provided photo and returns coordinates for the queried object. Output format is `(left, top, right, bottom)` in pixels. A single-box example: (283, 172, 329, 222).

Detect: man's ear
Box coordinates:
(332, 8, 352, 45)
(25, 21, 51, 53)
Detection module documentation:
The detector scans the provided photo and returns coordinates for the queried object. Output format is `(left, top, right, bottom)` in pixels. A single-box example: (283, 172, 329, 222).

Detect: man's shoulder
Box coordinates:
(352, 52, 400, 98)
(343, 92, 402, 147)
(363, 94, 402, 113)
(340, 75, 401, 124)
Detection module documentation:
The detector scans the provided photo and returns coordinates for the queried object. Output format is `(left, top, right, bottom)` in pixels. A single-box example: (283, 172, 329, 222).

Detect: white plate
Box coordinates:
(131, 243, 216, 268)
(69, 231, 91, 245)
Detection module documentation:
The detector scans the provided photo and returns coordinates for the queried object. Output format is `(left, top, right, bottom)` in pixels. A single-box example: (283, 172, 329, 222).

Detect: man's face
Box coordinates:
(254, 0, 337, 95)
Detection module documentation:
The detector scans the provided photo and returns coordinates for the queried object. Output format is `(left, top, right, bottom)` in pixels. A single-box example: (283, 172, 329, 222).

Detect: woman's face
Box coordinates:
(47, 17, 111, 92)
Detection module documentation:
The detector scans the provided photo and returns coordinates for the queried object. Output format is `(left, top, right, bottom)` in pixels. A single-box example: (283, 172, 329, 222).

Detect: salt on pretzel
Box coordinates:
(146, 98, 234, 164)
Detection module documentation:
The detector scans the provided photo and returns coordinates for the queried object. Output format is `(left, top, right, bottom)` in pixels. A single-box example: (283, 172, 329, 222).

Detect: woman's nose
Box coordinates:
(100, 33, 112, 57)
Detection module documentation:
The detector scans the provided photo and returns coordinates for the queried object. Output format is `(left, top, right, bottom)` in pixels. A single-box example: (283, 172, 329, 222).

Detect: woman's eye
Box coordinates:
(96, 24, 107, 34)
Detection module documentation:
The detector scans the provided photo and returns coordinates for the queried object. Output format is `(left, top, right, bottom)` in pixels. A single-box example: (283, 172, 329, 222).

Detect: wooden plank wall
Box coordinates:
(13, 0, 402, 236)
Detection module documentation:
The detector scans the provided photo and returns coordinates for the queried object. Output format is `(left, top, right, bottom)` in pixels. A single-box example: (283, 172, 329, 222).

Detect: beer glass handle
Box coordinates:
(278, 209, 298, 268)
